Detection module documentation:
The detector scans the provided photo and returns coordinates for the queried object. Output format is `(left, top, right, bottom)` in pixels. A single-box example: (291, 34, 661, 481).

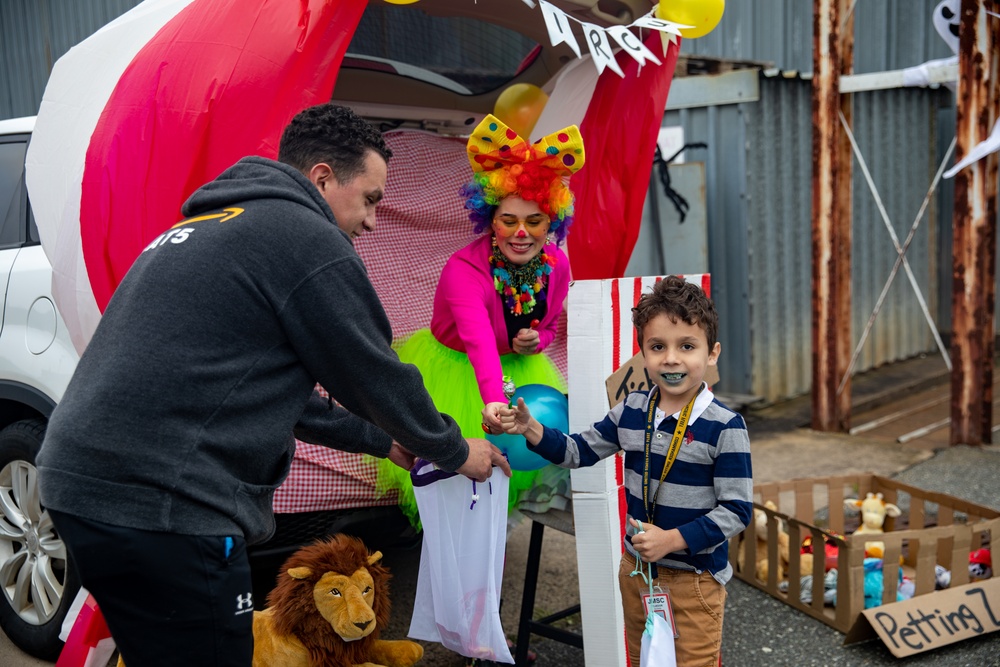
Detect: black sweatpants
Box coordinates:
(50, 510, 254, 667)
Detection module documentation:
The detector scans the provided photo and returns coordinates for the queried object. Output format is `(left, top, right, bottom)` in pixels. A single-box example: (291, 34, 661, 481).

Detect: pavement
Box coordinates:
(4, 354, 998, 666)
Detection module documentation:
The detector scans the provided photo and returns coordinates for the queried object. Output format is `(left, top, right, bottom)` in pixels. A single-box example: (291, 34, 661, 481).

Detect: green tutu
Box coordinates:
(375, 329, 569, 529)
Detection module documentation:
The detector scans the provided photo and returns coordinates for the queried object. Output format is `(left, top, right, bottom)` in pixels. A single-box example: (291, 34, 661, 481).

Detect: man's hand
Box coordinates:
(628, 518, 688, 563)
(386, 441, 416, 471)
(457, 437, 512, 482)
(512, 327, 540, 355)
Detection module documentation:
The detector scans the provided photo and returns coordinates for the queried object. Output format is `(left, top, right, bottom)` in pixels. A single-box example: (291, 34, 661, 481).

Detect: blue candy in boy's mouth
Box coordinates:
(661, 372, 686, 386)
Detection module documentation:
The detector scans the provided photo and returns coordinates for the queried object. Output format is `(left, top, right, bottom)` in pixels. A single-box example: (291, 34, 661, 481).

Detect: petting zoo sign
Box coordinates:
(846, 577, 1000, 657)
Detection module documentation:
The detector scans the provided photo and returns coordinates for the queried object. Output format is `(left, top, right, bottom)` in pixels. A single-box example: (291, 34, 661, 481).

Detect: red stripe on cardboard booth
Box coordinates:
(611, 279, 621, 371)
(81, 0, 367, 310)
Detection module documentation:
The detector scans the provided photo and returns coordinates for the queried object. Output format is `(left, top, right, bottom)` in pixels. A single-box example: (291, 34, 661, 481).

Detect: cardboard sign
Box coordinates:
(845, 577, 1000, 657)
(605, 351, 720, 408)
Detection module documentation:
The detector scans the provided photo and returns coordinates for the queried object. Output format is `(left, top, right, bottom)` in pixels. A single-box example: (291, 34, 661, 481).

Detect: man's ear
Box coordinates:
(307, 163, 333, 191)
(708, 341, 721, 365)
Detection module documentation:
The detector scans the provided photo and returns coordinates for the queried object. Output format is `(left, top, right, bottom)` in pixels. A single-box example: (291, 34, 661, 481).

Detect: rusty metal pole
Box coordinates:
(812, 0, 852, 431)
(950, 0, 1000, 446)
(836, 0, 854, 429)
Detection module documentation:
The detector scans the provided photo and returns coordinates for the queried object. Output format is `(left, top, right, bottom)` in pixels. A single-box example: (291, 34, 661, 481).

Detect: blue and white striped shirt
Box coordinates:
(530, 385, 753, 584)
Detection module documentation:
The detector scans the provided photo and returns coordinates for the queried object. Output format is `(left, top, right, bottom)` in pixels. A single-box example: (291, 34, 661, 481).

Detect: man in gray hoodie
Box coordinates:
(37, 103, 510, 666)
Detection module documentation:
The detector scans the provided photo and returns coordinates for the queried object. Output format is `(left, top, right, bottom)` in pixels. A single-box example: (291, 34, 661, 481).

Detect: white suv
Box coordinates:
(0, 116, 80, 660)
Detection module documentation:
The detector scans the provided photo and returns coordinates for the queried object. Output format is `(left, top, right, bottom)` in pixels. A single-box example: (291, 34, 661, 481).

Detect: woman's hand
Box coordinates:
(512, 327, 540, 355)
(481, 402, 507, 434)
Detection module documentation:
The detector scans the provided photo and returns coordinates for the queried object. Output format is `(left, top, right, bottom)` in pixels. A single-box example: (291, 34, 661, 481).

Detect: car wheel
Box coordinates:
(0, 418, 78, 660)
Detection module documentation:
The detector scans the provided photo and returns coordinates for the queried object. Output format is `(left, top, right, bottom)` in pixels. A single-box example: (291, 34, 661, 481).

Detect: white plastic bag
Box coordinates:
(407, 460, 512, 663)
(632, 522, 677, 667)
(640, 611, 677, 667)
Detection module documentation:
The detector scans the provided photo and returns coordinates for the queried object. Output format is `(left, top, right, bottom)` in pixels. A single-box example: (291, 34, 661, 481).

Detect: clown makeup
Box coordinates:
(492, 196, 551, 266)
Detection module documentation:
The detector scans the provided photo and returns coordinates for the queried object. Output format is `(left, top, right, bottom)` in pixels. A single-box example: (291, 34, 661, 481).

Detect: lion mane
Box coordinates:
(266, 534, 392, 666)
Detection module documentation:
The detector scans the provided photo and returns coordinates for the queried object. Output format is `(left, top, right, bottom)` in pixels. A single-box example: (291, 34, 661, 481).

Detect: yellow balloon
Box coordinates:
(657, 0, 725, 39)
(384, 0, 421, 4)
(493, 84, 549, 140)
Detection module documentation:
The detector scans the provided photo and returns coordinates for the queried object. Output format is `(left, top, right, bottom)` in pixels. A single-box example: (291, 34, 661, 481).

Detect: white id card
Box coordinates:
(641, 586, 679, 638)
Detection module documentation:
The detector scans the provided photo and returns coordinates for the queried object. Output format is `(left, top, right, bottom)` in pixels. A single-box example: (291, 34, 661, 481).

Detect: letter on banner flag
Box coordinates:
(581, 22, 624, 77)
(607, 26, 661, 67)
(633, 14, 687, 56)
(540, 1, 581, 58)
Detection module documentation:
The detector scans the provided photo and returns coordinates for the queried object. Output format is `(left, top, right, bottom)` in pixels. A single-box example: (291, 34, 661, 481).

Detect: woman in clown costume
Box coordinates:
(376, 114, 585, 526)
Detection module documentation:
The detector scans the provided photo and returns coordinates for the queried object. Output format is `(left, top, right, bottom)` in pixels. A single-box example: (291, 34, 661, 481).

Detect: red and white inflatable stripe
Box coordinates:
(26, 0, 367, 353)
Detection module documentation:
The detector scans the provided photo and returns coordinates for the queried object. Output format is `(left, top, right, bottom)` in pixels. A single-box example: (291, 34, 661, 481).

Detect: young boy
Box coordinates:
(500, 275, 752, 666)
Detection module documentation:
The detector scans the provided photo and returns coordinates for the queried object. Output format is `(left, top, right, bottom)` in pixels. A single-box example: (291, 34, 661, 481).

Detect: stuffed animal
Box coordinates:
(745, 501, 814, 583)
(844, 492, 901, 559)
(969, 548, 992, 581)
(736, 500, 777, 579)
(116, 535, 421, 667)
(252, 534, 423, 667)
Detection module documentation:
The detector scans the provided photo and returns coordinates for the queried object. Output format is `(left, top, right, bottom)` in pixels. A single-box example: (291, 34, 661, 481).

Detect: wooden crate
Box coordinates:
(729, 474, 1000, 633)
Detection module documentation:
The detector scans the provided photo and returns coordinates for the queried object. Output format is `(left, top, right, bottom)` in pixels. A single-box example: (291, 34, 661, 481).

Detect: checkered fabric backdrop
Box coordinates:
(273, 130, 569, 513)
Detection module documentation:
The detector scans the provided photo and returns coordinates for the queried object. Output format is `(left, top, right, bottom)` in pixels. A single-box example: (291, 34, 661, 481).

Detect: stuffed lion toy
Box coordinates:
(117, 534, 423, 667)
(253, 534, 423, 667)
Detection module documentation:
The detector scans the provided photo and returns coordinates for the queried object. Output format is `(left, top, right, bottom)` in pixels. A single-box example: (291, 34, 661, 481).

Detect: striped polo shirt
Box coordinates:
(530, 384, 753, 584)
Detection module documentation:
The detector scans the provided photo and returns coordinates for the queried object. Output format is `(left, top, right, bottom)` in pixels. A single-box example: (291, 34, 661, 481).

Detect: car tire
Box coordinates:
(0, 418, 78, 661)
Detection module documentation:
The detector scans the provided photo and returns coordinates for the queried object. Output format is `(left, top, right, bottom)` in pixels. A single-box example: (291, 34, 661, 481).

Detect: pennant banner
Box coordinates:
(538, 1, 687, 76)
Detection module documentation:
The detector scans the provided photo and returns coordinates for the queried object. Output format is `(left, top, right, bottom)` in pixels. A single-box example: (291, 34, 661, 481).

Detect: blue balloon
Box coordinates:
(487, 384, 569, 471)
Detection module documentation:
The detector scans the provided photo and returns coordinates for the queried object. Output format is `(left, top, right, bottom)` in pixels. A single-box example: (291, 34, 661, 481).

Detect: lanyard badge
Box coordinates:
(641, 386, 697, 524)
(641, 585, 680, 638)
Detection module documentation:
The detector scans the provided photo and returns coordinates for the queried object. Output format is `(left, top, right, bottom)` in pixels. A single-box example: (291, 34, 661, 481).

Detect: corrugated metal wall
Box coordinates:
(632, 72, 947, 403)
(0, 0, 143, 119)
(662, 102, 753, 397)
(743, 74, 814, 402)
(680, 0, 954, 75)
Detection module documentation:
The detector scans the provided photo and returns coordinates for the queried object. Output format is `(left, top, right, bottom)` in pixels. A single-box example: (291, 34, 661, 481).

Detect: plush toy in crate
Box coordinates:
(844, 492, 901, 559)
(253, 534, 423, 667)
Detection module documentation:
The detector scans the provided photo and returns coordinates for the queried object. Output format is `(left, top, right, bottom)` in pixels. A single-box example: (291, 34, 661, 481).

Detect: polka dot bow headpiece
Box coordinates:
(466, 114, 585, 176)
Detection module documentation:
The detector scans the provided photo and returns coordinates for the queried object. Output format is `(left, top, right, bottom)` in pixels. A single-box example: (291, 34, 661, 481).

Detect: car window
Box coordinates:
(0, 139, 28, 250)
(347, 5, 539, 95)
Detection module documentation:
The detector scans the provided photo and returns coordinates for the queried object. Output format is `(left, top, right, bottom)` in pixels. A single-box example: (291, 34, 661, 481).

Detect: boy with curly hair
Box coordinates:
(500, 275, 753, 666)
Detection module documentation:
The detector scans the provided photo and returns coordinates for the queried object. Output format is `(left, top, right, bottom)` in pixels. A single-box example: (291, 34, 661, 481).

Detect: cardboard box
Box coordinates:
(729, 474, 1000, 657)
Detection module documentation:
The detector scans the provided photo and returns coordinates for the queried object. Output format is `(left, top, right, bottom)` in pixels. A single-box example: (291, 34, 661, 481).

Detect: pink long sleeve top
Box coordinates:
(430, 234, 570, 406)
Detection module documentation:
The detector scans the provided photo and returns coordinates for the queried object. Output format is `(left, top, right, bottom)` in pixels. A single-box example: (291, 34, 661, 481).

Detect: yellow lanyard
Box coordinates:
(641, 386, 697, 523)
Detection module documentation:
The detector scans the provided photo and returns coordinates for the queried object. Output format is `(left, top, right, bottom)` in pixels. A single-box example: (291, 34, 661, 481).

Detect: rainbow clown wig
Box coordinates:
(462, 114, 585, 243)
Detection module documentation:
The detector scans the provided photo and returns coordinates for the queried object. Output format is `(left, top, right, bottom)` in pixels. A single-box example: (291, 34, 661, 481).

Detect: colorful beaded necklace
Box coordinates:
(489, 241, 556, 315)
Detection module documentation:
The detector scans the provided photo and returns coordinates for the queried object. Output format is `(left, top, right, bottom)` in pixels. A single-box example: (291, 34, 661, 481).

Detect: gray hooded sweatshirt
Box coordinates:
(38, 157, 467, 544)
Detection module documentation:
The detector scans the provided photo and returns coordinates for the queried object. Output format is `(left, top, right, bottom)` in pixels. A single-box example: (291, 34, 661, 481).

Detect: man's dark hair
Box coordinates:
(278, 103, 392, 182)
(632, 275, 718, 349)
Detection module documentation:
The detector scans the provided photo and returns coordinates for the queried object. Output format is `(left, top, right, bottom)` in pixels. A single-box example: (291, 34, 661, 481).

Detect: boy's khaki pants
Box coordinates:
(619, 552, 726, 667)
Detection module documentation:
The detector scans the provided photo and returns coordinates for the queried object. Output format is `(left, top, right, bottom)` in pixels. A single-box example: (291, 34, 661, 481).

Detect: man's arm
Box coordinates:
(293, 390, 392, 457)
(281, 255, 508, 481)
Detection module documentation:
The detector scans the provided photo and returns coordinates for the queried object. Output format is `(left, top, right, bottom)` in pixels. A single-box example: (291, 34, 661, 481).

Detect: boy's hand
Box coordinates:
(500, 397, 544, 446)
(628, 518, 688, 563)
(500, 397, 532, 435)
(512, 327, 540, 355)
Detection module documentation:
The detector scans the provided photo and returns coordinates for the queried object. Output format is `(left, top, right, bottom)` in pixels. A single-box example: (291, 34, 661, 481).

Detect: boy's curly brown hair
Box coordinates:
(632, 276, 718, 349)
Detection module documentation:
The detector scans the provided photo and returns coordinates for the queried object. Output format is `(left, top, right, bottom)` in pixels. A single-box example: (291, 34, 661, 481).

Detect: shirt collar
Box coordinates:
(651, 382, 714, 425)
